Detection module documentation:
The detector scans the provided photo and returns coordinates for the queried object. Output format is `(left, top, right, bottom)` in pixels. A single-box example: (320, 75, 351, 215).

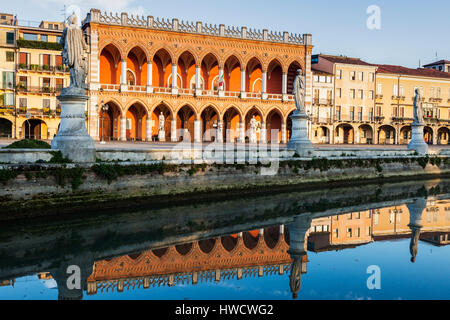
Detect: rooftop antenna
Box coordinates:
(61, 5, 67, 22)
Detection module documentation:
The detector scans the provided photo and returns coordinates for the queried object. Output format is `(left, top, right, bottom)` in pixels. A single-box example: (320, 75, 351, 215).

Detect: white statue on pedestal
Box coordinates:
(159, 112, 165, 131)
(158, 112, 166, 141)
(413, 89, 424, 125)
(293, 69, 305, 114)
(249, 115, 260, 143)
(51, 12, 94, 162)
(60, 13, 88, 95)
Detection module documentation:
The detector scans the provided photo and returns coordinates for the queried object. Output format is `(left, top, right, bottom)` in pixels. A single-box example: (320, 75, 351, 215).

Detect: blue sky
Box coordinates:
(3, 0, 450, 68)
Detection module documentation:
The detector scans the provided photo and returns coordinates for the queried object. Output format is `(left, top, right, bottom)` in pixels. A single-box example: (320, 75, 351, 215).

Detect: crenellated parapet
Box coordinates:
(84, 9, 309, 46)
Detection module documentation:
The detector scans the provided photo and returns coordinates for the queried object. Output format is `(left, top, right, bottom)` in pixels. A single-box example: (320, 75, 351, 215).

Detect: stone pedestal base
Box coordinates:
(408, 123, 428, 154)
(286, 110, 314, 157)
(158, 130, 166, 142)
(51, 94, 95, 162)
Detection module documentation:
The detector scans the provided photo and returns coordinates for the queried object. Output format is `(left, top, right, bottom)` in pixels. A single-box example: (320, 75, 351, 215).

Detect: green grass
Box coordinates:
(3, 139, 51, 149)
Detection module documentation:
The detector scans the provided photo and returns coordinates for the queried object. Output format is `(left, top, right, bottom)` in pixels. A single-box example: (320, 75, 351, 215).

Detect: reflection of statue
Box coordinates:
(293, 69, 305, 114)
(413, 89, 424, 125)
(289, 256, 303, 300)
(60, 13, 88, 93)
(158, 112, 165, 131)
(409, 227, 421, 263)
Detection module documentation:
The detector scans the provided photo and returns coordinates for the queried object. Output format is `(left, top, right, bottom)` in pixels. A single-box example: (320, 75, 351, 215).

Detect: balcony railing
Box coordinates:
(127, 85, 147, 92)
(391, 95, 405, 100)
(0, 106, 15, 115)
(313, 98, 333, 105)
(100, 84, 121, 91)
(16, 85, 59, 94)
(97, 84, 296, 102)
(18, 64, 69, 73)
(391, 116, 414, 123)
(311, 117, 332, 124)
(334, 115, 374, 123)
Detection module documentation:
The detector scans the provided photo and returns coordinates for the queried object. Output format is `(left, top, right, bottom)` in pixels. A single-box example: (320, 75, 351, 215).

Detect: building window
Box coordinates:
(350, 89, 356, 99)
(41, 34, 48, 42)
(313, 75, 319, 82)
(56, 36, 62, 43)
(350, 71, 356, 80)
(6, 51, 14, 62)
(377, 83, 382, 95)
(369, 90, 374, 100)
(2, 71, 14, 89)
(333, 229, 339, 238)
(23, 33, 38, 41)
(336, 69, 342, 80)
(358, 89, 363, 99)
(6, 32, 14, 44)
(336, 88, 341, 98)
(19, 98, 27, 107)
(358, 71, 364, 81)
(347, 228, 352, 237)
(3, 93, 14, 106)
(369, 72, 375, 82)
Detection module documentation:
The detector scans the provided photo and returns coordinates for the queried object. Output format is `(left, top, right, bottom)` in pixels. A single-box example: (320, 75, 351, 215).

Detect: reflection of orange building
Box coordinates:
(82, 9, 313, 143)
(372, 199, 450, 238)
(86, 226, 309, 295)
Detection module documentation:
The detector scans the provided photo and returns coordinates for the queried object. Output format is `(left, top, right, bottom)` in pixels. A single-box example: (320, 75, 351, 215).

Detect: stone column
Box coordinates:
(146, 117, 152, 141)
(432, 129, 438, 145)
(194, 120, 201, 143)
(216, 120, 223, 143)
(120, 59, 127, 91)
(120, 116, 127, 141)
(240, 68, 246, 98)
(51, 95, 95, 162)
(282, 72, 288, 100)
(260, 122, 267, 143)
(262, 70, 267, 99)
(238, 121, 246, 143)
(281, 122, 287, 143)
(195, 65, 202, 96)
(218, 67, 224, 97)
(146, 61, 153, 93)
(171, 63, 178, 94)
(171, 118, 177, 142)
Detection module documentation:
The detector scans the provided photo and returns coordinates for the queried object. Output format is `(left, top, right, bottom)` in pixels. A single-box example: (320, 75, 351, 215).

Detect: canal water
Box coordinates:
(0, 178, 449, 300)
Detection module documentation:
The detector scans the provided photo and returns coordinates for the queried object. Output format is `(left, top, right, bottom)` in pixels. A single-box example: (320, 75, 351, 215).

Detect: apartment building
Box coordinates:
(311, 54, 377, 144)
(0, 13, 16, 138)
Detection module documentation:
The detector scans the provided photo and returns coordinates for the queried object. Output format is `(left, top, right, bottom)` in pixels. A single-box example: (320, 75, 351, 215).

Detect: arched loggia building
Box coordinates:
(84, 9, 311, 142)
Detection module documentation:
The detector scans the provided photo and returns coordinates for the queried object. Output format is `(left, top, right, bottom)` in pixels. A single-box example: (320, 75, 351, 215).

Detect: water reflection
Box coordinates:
(0, 179, 449, 300)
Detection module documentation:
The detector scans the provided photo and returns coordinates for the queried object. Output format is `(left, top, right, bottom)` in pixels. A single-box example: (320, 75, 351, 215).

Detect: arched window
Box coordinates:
(212, 75, 225, 91)
(190, 75, 205, 90)
(126, 69, 136, 85)
(167, 73, 182, 88)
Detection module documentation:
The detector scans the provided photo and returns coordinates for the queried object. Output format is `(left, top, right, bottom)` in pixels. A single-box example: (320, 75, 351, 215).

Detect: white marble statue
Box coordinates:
(293, 69, 305, 114)
(249, 115, 260, 143)
(413, 88, 424, 125)
(158, 112, 165, 131)
(60, 13, 88, 94)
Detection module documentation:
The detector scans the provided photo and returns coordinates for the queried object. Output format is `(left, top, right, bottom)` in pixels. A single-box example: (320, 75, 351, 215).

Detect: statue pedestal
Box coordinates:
(158, 130, 166, 142)
(51, 94, 95, 162)
(408, 123, 428, 154)
(286, 110, 314, 157)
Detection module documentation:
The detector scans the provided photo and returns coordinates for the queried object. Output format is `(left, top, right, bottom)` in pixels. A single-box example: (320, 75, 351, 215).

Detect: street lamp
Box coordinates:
(100, 101, 109, 144)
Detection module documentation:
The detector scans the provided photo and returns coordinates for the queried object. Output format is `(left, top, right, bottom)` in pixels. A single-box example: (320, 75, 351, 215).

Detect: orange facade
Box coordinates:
(84, 9, 313, 143)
